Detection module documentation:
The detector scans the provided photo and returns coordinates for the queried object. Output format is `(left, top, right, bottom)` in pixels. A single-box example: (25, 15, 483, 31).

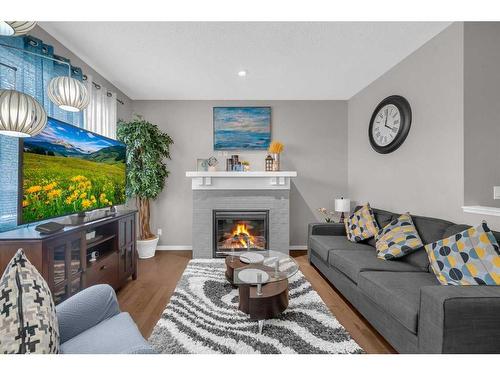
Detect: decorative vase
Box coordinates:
(137, 236, 159, 259)
(271, 153, 280, 171)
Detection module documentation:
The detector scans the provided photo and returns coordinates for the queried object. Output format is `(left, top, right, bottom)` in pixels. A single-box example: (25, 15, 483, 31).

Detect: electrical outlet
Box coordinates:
(494, 186, 500, 200)
(157, 228, 162, 236)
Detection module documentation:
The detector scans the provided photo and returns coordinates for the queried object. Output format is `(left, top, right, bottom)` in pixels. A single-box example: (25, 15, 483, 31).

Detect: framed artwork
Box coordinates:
(213, 107, 271, 150)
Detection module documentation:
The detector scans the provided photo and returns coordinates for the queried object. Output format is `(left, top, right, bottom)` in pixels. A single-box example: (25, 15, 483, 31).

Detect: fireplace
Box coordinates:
(213, 210, 269, 257)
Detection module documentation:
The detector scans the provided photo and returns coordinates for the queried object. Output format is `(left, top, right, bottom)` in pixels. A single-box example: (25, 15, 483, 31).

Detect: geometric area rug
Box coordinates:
(148, 259, 364, 354)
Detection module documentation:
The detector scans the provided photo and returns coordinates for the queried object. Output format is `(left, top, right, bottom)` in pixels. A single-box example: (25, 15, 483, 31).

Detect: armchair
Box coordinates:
(56, 284, 155, 354)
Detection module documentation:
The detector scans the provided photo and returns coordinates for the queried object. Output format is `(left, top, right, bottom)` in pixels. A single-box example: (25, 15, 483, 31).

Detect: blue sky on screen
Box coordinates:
(26, 117, 123, 153)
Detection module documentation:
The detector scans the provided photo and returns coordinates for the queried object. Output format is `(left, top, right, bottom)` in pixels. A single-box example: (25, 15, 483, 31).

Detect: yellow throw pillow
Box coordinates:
(345, 203, 379, 242)
(376, 213, 423, 260)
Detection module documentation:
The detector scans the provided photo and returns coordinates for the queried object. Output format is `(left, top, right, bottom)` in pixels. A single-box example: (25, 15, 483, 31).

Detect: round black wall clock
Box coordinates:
(368, 95, 412, 154)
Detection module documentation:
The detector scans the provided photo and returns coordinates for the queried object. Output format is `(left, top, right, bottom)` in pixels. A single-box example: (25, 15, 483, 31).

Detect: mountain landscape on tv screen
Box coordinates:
(21, 118, 126, 224)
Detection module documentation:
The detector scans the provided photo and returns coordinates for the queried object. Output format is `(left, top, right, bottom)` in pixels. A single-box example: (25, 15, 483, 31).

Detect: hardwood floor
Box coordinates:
(292, 250, 395, 353)
(117, 250, 192, 338)
(117, 250, 396, 353)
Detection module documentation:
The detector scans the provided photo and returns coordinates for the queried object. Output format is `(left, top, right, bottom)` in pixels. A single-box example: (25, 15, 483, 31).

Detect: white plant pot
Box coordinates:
(137, 236, 159, 259)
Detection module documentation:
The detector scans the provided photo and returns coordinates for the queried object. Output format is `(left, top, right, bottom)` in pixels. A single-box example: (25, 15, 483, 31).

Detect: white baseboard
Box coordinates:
(289, 245, 308, 250)
(156, 245, 193, 251)
(156, 245, 307, 251)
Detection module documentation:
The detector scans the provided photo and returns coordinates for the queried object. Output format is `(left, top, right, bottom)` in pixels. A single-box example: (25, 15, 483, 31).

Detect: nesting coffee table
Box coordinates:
(224, 250, 299, 333)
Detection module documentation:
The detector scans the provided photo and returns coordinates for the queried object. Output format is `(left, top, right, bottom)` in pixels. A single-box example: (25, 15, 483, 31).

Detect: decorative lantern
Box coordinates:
(265, 155, 274, 172)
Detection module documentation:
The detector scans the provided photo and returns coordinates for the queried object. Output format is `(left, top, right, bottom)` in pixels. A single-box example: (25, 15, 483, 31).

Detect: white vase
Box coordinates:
(137, 236, 159, 259)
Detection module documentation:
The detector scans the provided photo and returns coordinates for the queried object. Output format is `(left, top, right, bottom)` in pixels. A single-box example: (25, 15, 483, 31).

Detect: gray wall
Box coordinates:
(348, 22, 500, 230)
(32, 26, 133, 121)
(132, 100, 348, 247)
(464, 22, 500, 208)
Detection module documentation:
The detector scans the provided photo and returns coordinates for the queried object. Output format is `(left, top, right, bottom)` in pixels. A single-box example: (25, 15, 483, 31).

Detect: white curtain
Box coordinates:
(83, 74, 118, 139)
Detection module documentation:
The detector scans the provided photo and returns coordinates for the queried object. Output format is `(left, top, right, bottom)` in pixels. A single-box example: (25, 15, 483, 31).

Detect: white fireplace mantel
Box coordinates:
(185, 171, 297, 190)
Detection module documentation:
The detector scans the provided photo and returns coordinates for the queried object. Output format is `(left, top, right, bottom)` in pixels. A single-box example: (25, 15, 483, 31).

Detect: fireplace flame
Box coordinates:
(232, 223, 255, 247)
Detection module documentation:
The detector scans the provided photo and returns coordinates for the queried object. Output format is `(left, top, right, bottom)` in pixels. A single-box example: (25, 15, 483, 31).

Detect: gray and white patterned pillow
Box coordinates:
(0, 249, 59, 354)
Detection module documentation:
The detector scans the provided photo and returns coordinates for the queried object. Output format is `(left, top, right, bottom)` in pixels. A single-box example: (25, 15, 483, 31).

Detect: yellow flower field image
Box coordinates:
(21, 118, 126, 223)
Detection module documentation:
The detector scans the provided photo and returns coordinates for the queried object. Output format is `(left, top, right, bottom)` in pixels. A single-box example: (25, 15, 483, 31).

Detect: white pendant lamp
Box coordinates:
(0, 21, 37, 36)
(0, 89, 47, 137)
(47, 76, 90, 112)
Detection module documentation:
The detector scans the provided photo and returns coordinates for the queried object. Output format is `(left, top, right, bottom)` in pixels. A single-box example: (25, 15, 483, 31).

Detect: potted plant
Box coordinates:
(117, 115, 173, 259)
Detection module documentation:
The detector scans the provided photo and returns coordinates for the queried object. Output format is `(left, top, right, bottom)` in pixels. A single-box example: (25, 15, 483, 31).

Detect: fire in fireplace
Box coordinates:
(213, 210, 269, 257)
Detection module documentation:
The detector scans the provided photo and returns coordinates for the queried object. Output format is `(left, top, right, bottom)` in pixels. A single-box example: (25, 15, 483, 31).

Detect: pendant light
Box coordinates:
(47, 75, 90, 112)
(0, 21, 37, 36)
(0, 36, 89, 120)
(0, 89, 47, 137)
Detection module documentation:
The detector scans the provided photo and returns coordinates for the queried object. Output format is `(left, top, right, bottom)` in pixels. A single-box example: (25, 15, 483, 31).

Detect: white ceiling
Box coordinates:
(40, 22, 450, 100)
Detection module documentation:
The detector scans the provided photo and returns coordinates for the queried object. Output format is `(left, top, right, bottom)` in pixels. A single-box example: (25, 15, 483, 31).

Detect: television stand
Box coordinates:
(0, 209, 137, 305)
(60, 209, 116, 226)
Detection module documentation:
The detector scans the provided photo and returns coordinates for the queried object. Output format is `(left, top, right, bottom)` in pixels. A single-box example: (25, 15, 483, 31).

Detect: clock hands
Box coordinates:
(384, 108, 395, 131)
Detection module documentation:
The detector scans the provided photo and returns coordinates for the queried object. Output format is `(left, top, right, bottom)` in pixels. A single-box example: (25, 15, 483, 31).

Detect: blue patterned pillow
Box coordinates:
(424, 222, 500, 285)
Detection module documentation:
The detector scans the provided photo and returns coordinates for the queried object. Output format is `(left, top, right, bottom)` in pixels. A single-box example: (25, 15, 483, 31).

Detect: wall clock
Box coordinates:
(368, 95, 412, 154)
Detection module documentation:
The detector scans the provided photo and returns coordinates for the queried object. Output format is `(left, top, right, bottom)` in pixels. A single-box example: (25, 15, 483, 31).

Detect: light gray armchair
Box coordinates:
(56, 284, 155, 354)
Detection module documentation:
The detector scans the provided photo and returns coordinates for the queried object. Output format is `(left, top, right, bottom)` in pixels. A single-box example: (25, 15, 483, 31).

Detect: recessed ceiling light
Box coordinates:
(237, 70, 247, 77)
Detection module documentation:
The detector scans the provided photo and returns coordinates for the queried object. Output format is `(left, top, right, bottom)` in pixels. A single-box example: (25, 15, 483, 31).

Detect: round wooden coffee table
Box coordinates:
(224, 250, 298, 333)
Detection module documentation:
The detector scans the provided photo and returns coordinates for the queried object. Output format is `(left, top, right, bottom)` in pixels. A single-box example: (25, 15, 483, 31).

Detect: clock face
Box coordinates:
(371, 104, 401, 147)
(368, 95, 412, 154)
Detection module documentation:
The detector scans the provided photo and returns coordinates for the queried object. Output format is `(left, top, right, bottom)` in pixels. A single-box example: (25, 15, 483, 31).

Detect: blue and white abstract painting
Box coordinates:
(213, 107, 271, 150)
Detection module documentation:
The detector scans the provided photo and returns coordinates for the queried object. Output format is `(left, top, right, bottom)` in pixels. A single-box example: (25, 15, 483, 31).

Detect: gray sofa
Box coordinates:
(308, 207, 500, 353)
(56, 284, 155, 354)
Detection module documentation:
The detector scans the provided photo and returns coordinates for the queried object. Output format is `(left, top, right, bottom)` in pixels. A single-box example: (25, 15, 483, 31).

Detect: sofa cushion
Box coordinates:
(376, 213, 424, 260)
(398, 248, 430, 272)
(0, 249, 59, 354)
(411, 214, 454, 245)
(60, 312, 154, 354)
(358, 271, 439, 334)
(329, 249, 423, 284)
(425, 222, 500, 285)
(309, 235, 372, 263)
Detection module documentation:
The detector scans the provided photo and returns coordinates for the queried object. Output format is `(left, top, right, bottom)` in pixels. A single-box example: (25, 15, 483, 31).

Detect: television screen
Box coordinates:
(20, 117, 126, 224)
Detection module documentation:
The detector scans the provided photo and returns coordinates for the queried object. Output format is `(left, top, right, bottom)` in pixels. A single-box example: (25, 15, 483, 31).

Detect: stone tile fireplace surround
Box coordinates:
(186, 171, 297, 258)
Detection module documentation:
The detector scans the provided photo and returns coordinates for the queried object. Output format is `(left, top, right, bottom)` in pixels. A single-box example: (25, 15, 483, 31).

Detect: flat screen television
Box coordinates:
(19, 117, 126, 224)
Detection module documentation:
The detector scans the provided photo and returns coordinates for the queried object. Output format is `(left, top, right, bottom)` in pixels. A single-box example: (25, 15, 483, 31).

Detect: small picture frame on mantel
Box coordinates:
(196, 158, 208, 171)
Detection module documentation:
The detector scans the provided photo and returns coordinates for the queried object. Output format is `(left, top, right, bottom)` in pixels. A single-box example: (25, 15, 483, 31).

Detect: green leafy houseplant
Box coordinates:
(117, 116, 173, 241)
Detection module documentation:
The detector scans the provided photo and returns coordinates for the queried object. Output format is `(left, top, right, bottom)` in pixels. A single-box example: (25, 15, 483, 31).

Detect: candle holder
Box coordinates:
(256, 273, 263, 296)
